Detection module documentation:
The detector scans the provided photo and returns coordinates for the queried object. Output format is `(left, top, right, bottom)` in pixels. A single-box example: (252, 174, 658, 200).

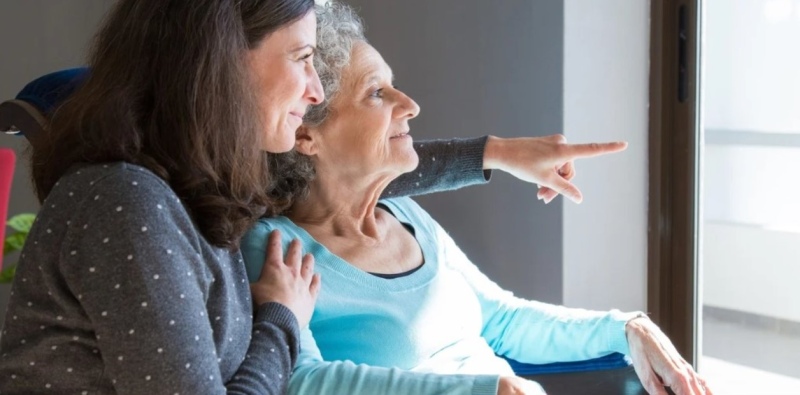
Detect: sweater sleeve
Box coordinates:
(382, 136, 492, 198)
(435, 223, 642, 364)
(59, 169, 298, 395)
(228, 302, 301, 395)
(288, 328, 500, 395)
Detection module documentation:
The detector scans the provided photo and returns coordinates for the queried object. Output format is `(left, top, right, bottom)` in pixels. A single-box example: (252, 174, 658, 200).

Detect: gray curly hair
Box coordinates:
(304, 1, 366, 126)
(265, 1, 367, 215)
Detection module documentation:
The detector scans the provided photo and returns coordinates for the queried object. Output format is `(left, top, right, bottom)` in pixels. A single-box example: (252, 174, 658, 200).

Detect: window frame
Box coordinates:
(647, 0, 702, 366)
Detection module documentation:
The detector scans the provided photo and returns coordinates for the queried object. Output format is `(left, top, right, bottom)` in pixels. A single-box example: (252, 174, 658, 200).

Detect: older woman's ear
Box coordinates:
(294, 125, 318, 156)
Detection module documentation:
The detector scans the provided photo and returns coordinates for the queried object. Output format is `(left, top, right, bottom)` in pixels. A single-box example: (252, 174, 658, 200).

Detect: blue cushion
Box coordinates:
(15, 67, 89, 116)
(505, 352, 631, 376)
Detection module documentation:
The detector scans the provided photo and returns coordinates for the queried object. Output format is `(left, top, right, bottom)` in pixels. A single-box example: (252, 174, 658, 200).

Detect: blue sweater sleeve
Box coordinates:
(288, 328, 499, 395)
(434, 223, 641, 364)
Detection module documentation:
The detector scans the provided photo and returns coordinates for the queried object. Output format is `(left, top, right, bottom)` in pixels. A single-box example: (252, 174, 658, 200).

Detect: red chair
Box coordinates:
(0, 148, 15, 270)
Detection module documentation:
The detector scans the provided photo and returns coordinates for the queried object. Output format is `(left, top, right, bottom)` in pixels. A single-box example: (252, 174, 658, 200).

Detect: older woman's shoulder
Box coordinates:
(241, 215, 307, 282)
(246, 215, 301, 240)
(379, 196, 419, 214)
(378, 197, 438, 228)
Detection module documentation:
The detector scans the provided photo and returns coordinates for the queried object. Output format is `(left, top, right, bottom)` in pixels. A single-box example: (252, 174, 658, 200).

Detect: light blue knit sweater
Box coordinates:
(241, 197, 639, 395)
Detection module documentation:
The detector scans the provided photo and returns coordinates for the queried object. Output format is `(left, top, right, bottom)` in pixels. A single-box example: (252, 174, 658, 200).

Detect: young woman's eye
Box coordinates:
(299, 52, 313, 62)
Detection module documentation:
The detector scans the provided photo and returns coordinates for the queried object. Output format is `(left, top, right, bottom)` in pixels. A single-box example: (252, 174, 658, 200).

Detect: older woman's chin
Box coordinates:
(383, 140, 419, 177)
(397, 152, 420, 175)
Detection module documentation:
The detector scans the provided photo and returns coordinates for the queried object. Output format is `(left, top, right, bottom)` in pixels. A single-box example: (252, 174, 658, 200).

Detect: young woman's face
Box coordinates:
(248, 11, 324, 153)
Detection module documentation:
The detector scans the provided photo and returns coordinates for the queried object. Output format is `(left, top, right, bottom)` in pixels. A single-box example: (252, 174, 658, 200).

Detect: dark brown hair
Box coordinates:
(32, 0, 314, 249)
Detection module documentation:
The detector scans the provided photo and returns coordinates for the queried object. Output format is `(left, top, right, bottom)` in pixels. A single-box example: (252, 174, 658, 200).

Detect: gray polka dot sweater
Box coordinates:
(0, 137, 490, 394)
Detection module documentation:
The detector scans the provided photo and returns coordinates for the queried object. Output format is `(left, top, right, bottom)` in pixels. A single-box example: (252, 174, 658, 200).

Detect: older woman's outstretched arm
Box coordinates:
(383, 135, 628, 203)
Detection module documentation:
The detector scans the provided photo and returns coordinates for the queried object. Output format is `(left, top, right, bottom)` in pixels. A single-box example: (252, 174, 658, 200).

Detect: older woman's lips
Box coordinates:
(390, 133, 410, 140)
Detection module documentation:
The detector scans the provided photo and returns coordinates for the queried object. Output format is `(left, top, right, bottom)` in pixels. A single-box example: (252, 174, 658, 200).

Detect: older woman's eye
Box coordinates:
(370, 88, 384, 98)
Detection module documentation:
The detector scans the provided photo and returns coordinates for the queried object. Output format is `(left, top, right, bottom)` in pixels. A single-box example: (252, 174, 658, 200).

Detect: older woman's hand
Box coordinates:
(482, 134, 628, 204)
(626, 317, 712, 395)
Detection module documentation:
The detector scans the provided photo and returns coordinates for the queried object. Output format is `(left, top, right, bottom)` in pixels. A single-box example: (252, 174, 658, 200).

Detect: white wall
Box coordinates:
(562, 0, 650, 311)
(703, 222, 800, 322)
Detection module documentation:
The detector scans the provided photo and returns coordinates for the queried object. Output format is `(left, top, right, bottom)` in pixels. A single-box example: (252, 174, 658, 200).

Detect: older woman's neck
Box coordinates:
(287, 174, 393, 239)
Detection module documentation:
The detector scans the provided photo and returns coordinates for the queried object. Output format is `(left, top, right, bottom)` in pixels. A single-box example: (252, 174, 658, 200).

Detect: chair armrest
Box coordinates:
(504, 352, 630, 376)
(0, 100, 47, 142)
(0, 67, 89, 144)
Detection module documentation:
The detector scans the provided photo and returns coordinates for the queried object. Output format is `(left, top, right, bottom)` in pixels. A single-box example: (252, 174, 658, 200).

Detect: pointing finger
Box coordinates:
(564, 141, 628, 159)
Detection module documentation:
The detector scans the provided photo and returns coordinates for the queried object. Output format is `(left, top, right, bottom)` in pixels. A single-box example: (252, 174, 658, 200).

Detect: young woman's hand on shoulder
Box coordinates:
(250, 229, 321, 328)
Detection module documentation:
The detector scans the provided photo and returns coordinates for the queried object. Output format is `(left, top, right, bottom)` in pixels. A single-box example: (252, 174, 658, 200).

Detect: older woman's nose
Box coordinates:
(398, 92, 420, 120)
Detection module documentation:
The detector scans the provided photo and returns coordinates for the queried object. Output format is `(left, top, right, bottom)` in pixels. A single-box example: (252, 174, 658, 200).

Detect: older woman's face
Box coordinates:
(310, 41, 420, 179)
(248, 11, 324, 153)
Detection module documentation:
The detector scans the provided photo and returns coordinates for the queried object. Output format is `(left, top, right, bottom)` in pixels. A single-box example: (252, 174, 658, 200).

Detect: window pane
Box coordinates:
(700, 0, 800, 393)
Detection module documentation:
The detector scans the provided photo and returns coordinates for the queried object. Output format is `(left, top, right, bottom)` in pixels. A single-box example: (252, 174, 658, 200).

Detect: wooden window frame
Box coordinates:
(647, 0, 701, 366)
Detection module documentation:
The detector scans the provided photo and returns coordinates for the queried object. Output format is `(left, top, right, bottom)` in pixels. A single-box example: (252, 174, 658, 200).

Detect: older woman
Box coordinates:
(241, 3, 709, 395)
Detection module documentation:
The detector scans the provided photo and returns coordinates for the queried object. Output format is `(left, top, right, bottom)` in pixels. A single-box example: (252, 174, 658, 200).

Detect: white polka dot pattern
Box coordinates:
(0, 163, 302, 394)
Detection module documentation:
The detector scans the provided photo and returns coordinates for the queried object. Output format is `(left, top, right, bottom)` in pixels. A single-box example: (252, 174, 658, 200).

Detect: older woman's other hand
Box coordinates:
(626, 317, 712, 395)
(483, 134, 627, 204)
(497, 376, 547, 395)
(250, 230, 321, 328)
